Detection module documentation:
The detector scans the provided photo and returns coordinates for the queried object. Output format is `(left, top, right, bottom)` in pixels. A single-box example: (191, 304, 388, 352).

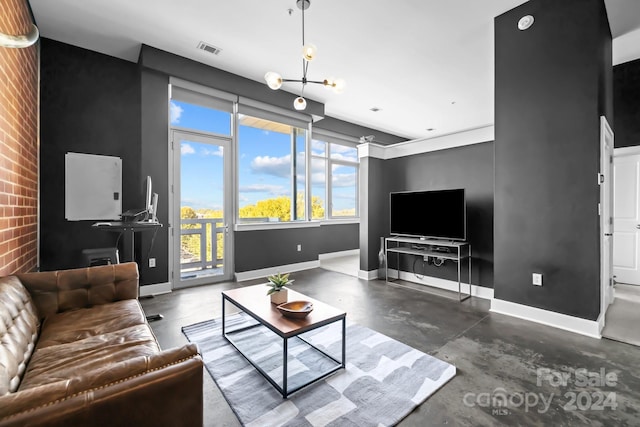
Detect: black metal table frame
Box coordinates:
(222, 293, 346, 398)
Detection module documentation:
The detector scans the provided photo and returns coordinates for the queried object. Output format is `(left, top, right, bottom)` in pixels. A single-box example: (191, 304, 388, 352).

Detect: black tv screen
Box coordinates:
(390, 189, 466, 240)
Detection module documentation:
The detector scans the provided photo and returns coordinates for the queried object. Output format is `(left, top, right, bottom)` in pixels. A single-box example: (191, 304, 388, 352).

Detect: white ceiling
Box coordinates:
(29, 0, 640, 142)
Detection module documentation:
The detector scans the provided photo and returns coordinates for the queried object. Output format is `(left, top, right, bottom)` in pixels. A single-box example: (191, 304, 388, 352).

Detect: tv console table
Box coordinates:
(384, 236, 471, 301)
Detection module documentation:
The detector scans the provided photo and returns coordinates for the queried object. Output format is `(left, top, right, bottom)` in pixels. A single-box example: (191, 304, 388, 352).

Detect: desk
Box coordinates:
(92, 221, 164, 321)
(92, 221, 162, 263)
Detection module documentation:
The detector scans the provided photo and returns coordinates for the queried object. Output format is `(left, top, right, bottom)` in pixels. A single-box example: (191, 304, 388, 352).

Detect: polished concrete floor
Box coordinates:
(141, 268, 640, 427)
(602, 284, 640, 347)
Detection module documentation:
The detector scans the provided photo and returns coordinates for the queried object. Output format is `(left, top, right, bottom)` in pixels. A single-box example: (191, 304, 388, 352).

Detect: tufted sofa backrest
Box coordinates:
(0, 277, 40, 396)
(16, 262, 139, 320)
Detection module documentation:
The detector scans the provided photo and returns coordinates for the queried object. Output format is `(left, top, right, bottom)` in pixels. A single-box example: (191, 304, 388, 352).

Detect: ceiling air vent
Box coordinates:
(197, 41, 222, 55)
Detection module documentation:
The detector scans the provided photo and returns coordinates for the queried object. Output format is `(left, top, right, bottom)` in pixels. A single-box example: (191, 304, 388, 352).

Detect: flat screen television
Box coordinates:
(390, 189, 466, 241)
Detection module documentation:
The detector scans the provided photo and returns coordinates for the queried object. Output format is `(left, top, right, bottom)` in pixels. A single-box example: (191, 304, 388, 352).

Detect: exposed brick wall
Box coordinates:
(0, 0, 39, 276)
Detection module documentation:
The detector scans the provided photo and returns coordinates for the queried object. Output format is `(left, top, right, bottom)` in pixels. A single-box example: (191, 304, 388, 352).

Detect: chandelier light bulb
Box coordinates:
(302, 43, 317, 61)
(263, 0, 344, 109)
(323, 78, 335, 89)
(332, 78, 346, 94)
(264, 71, 283, 90)
(294, 96, 307, 110)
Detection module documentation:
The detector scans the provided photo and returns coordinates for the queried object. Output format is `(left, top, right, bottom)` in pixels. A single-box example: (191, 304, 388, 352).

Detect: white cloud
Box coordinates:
(170, 101, 183, 124)
(239, 184, 288, 196)
(251, 155, 291, 178)
(311, 172, 326, 185)
(332, 171, 357, 188)
(202, 146, 224, 157)
(181, 143, 195, 155)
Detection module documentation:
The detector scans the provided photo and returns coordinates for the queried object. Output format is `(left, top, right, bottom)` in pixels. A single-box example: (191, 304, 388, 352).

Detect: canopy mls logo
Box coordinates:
(463, 367, 619, 416)
(536, 368, 618, 388)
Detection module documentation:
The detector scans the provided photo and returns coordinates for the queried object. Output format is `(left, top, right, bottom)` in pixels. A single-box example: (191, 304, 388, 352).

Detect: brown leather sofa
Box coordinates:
(0, 262, 203, 427)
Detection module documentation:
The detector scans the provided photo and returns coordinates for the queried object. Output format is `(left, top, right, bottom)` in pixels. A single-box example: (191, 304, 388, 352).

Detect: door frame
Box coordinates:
(600, 116, 614, 329)
(169, 129, 234, 289)
(612, 145, 640, 286)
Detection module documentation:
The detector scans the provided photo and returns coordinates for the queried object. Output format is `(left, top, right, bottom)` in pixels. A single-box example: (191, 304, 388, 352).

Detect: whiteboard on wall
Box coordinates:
(65, 152, 122, 221)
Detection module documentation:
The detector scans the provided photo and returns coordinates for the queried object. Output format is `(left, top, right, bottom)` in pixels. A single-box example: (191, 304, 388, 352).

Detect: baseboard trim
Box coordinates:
(396, 270, 494, 299)
(490, 298, 602, 339)
(319, 249, 359, 260)
(235, 260, 320, 282)
(139, 282, 172, 297)
(364, 268, 494, 299)
(597, 311, 606, 335)
(359, 269, 381, 280)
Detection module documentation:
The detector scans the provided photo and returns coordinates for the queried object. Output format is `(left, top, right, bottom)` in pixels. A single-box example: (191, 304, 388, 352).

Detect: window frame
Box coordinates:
(236, 100, 311, 225)
(311, 129, 360, 221)
(168, 80, 361, 231)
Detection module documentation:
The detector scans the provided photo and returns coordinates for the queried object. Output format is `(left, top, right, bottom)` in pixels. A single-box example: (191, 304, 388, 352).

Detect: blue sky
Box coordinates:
(170, 100, 357, 213)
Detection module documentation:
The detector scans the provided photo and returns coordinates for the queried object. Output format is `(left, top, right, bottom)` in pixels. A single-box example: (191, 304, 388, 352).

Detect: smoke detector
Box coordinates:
(518, 15, 534, 31)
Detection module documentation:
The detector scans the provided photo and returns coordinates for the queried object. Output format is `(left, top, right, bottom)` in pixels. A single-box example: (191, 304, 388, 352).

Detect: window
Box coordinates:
(311, 132, 359, 219)
(237, 114, 308, 223)
(170, 86, 233, 136)
(170, 83, 359, 227)
(310, 140, 327, 219)
(170, 100, 231, 135)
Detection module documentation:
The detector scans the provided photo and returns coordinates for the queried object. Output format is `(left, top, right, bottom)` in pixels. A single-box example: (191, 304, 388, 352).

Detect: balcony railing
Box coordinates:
(180, 218, 224, 273)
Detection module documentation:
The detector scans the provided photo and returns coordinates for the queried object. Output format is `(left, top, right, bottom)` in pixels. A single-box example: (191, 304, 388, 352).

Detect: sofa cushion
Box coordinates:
(36, 299, 148, 348)
(19, 299, 160, 391)
(0, 277, 40, 396)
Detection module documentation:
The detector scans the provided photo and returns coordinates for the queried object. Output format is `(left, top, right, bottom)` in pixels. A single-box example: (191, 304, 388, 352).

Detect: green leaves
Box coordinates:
(266, 272, 294, 295)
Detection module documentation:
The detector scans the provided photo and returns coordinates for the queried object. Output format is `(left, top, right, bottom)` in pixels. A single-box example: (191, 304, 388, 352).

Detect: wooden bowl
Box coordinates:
(277, 300, 314, 319)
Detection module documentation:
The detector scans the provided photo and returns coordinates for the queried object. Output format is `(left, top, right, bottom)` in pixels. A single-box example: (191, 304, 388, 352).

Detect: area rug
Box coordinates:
(182, 314, 456, 427)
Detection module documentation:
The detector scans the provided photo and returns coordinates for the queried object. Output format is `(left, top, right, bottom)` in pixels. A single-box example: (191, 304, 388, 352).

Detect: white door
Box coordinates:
(600, 117, 614, 317)
(170, 130, 234, 289)
(613, 147, 640, 286)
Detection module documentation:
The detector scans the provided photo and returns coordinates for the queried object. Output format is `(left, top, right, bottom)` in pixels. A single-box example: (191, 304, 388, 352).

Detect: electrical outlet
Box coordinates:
(532, 273, 542, 286)
(149, 258, 156, 268)
(297, 244, 302, 252)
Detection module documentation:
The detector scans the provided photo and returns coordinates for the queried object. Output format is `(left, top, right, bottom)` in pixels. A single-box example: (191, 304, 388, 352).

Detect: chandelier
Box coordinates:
(264, 0, 345, 111)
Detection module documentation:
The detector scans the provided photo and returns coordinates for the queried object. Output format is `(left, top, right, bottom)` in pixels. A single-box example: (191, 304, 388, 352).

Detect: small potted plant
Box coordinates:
(266, 272, 294, 304)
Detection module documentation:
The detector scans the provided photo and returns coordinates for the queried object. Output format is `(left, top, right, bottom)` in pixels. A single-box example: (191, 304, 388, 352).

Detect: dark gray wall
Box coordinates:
(494, 0, 612, 320)
(39, 38, 142, 272)
(235, 223, 358, 273)
(39, 40, 372, 283)
(614, 58, 640, 148)
(138, 45, 377, 277)
(383, 142, 494, 287)
(139, 68, 170, 284)
(139, 45, 324, 118)
(359, 156, 388, 272)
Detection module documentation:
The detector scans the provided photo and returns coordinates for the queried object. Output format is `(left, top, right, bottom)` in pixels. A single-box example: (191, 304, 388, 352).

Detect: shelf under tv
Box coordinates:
(384, 236, 471, 301)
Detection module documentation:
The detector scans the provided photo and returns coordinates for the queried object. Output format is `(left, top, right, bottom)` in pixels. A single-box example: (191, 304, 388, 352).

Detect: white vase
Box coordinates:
(378, 236, 386, 268)
(270, 288, 288, 305)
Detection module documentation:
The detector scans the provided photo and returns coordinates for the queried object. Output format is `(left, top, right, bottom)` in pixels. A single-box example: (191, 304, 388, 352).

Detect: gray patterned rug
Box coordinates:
(182, 314, 455, 427)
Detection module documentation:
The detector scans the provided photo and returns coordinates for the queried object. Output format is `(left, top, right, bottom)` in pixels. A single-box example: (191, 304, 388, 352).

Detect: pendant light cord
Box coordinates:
(300, 2, 307, 94)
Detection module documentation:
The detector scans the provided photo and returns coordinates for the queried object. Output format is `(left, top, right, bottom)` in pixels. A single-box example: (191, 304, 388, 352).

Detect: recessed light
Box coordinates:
(426, 128, 435, 132)
(369, 107, 381, 112)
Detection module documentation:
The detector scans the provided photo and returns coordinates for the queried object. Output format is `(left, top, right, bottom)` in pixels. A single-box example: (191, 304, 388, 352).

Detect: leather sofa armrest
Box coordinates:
(0, 343, 204, 427)
(16, 262, 139, 318)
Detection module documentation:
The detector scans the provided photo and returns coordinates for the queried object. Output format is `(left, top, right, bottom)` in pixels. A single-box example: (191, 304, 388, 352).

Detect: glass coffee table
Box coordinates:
(221, 284, 346, 398)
